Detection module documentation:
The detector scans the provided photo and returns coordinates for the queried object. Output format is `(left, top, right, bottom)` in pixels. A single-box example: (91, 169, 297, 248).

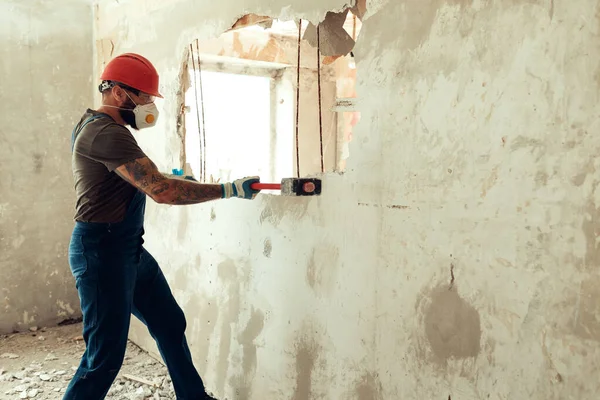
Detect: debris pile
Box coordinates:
(0, 325, 178, 399)
(1, 358, 176, 399)
(1, 363, 71, 399)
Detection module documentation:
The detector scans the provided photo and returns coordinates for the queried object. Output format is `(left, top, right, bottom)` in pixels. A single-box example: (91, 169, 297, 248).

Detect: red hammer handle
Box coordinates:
(251, 183, 281, 190)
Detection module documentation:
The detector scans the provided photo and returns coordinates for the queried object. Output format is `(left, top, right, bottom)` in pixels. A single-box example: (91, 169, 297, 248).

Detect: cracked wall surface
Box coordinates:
(0, 0, 92, 333)
(95, 0, 600, 398)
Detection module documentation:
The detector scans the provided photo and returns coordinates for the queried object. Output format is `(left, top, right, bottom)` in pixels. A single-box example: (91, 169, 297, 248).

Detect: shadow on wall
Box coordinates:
(176, 4, 365, 187)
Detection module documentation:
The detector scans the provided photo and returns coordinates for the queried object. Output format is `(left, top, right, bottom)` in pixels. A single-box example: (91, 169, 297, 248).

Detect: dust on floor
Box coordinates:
(0, 323, 175, 399)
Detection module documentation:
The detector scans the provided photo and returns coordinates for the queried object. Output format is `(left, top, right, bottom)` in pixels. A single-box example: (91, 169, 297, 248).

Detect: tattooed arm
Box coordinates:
(115, 157, 223, 205)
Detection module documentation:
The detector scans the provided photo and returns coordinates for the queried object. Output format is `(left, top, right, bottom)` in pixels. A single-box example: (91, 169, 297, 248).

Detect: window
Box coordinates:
(181, 10, 363, 183)
(184, 69, 288, 183)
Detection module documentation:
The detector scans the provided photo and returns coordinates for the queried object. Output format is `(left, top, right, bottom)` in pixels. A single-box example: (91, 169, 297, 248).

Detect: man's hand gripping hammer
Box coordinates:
(251, 178, 321, 196)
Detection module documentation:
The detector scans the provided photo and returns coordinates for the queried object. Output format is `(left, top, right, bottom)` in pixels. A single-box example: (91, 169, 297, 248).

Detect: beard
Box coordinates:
(118, 98, 138, 130)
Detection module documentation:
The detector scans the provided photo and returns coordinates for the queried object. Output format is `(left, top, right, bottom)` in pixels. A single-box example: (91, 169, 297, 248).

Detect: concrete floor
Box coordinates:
(0, 323, 175, 399)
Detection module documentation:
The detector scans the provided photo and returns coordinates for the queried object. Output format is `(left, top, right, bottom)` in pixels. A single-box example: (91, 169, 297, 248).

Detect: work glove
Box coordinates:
(221, 176, 260, 200)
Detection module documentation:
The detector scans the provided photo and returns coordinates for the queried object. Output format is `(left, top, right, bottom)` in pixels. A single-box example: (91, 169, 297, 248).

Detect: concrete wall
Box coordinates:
(95, 0, 600, 398)
(0, 0, 92, 333)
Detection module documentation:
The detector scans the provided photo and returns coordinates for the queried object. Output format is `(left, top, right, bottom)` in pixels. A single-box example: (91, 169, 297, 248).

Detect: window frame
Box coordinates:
(184, 57, 291, 183)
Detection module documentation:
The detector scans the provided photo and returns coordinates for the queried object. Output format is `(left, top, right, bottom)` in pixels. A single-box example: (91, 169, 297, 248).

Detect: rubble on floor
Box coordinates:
(0, 323, 176, 399)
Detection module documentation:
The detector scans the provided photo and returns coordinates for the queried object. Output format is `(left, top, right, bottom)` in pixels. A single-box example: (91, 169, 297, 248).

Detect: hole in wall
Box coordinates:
(180, 6, 364, 185)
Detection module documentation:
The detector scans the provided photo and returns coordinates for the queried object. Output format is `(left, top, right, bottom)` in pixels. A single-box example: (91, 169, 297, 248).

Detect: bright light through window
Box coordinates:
(182, 12, 363, 182)
(185, 71, 272, 183)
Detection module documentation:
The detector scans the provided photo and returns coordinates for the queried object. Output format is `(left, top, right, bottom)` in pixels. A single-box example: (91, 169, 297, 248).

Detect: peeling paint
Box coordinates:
(56, 301, 76, 316)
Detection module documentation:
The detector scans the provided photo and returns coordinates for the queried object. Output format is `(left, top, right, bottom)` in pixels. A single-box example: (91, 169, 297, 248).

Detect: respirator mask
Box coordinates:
(122, 91, 159, 130)
(100, 81, 159, 130)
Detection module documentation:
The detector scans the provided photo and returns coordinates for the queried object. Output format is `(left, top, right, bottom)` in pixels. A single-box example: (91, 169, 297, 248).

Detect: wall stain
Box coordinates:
(572, 160, 595, 187)
(291, 329, 321, 400)
(534, 171, 548, 188)
(581, 197, 600, 273)
(230, 308, 265, 399)
(186, 293, 218, 377)
(215, 259, 242, 395)
(422, 284, 481, 363)
(541, 330, 563, 382)
(210, 207, 216, 221)
(172, 256, 199, 292)
(510, 136, 546, 161)
(218, 259, 238, 282)
(572, 172, 587, 187)
(522, 274, 600, 349)
(594, 54, 600, 88)
(456, 5, 477, 38)
(506, 0, 546, 5)
(177, 206, 189, 241)
(354, 372, 383, 400)
(306, 243, 340, 295)
(263, 238, 272, 258)
(480, 166, 498, 199)
(571, 276, 600, 341)
(32, 153, 43, 174)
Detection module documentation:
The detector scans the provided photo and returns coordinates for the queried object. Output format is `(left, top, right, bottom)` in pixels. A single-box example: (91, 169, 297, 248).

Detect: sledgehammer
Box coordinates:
(251, 178, 321, 196)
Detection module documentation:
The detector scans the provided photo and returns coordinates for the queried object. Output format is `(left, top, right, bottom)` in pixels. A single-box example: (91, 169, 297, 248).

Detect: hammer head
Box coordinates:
(280, 178, 322, 196)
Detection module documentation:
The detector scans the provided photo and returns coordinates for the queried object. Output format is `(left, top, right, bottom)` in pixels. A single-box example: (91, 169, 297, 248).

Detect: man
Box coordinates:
(65, 53, 259, 399)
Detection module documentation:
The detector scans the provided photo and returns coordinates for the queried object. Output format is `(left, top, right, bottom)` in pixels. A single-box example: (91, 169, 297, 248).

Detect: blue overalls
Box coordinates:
(65, 115, 209, 399)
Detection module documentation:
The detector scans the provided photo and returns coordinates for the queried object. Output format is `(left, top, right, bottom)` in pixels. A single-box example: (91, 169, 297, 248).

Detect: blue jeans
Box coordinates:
(63, 226, 208, 399)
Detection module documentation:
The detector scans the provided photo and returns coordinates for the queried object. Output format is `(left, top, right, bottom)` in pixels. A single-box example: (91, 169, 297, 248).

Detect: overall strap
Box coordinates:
(71, 114, 109, 152)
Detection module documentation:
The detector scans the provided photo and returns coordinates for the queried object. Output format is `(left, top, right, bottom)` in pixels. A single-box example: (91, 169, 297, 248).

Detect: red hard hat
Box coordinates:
(100, 53, 163, 98)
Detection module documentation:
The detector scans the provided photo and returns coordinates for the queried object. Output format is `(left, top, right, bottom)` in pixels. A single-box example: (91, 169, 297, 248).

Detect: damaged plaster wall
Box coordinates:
(95, 0, 600, 398)
(0, 0, 92, 333)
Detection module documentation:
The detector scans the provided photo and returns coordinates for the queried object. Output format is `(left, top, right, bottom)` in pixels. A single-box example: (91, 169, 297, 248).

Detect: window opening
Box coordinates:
(182, 8, 364, 185)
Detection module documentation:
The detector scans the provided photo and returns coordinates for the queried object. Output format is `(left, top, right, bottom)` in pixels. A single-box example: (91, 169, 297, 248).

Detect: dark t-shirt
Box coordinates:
(72, 109, 147, 223)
